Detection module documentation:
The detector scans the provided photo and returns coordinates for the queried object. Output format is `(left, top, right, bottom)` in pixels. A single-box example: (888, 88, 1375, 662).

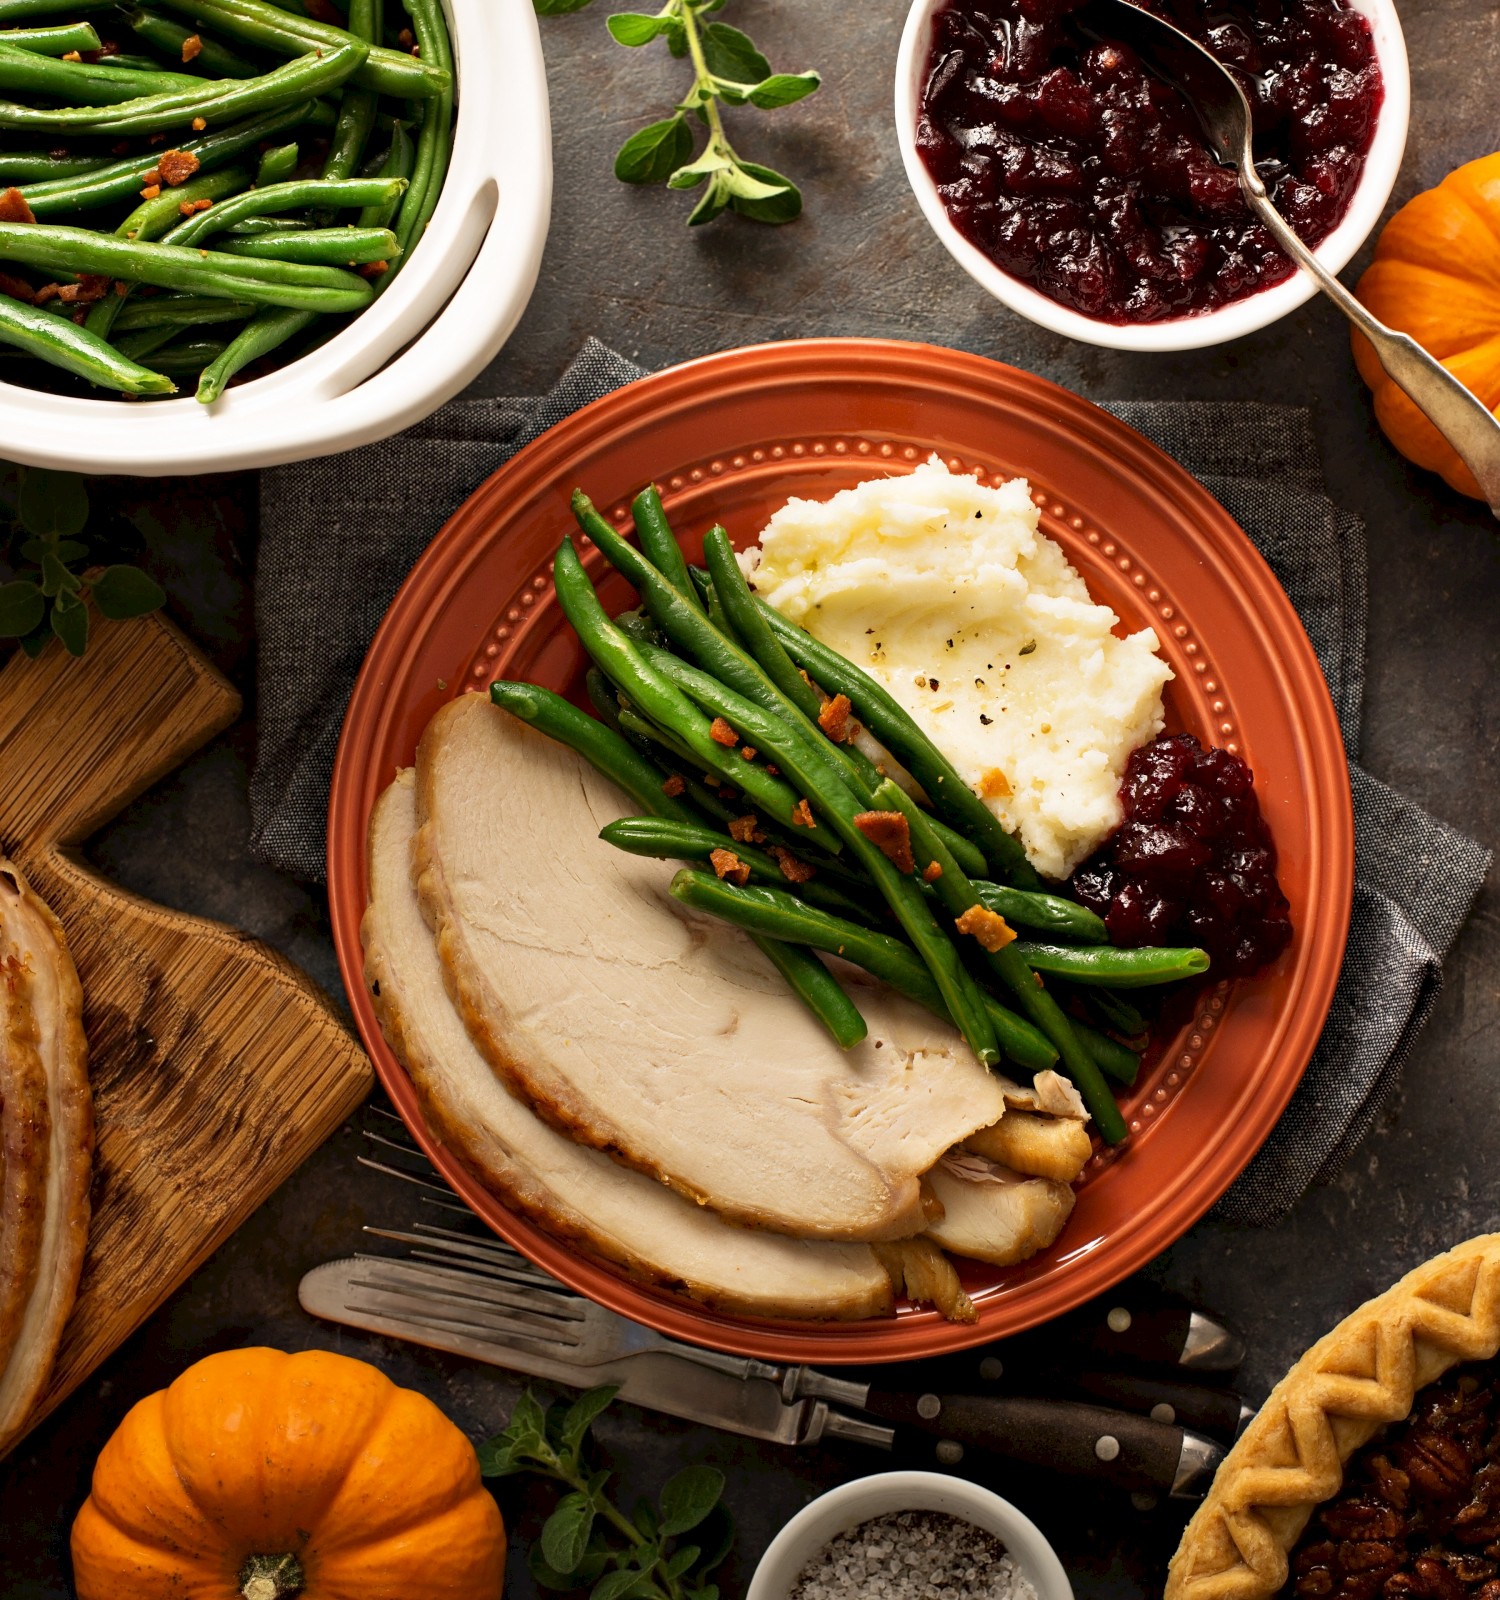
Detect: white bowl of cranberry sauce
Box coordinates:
(895, 0, 1410, 351)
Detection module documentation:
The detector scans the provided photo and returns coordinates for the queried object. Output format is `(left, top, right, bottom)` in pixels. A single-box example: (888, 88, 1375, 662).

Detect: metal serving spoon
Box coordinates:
(1080, 0, 1500, 518)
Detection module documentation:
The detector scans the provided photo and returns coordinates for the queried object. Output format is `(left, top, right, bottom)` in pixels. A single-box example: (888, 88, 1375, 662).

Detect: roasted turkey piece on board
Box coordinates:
(0, 860, 92, 1460)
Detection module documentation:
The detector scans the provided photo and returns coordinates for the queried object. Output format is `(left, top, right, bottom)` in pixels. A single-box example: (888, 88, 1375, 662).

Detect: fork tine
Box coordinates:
(352, 1256, 585, 1321)
(410, 1224, 570, 1286)
(363, 1129, 434, 1162)
(344, 1299, 612, 1367)
(356, 1156, 457, 1197)
(348, 1273, 586, 1341)
(363, 1227, 568, 1291)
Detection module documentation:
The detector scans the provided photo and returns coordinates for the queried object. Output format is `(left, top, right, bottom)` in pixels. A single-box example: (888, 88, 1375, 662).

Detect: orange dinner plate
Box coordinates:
(326, 339, 1354, 1362)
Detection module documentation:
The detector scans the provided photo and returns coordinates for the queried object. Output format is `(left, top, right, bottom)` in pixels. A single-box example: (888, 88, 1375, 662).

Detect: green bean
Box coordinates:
(974, 879, 1108, 944)
(490, 680, 703, 829)
(348, 0, 379, 38)
(193, 304, 314, 403)
(115, 163, 251, 241)
(552, 539, 836, 848)
(489, 683, 863, 1048)
(19, 101, 321, 217)
(113, 323, 177, 361)
(0, 292, 175, 393)
(1, 20, 100, 53)
(0, 39, 365, 135)
(0, 40, 203, 103)
(321, 85, 374, 181)
(356, 116, 410, 227)
(870, 777, 1126, 1143)
(98, 53, 166, 70)
(139, 334, 227, 374)
(0, 0, 117, 17)
(1082, 987, 1147, 1037)
(598, 817, 880, 928)
(752, 938, 868, 1050)
(636, 640, 1002, 1069)
(1011, 941, 1210, 989)
(0, 222, 376, 311)
(148, 0, 448, 99)
(749, 594, 1043, 891)
(227, 216, 308, 236)
(256, 141, 299, 186)
(113, 293, 257, 330)
(124, 8, 262, 78)
(632, 484, 705, 616)
(0, 151, 105, 182)
(389, 0, 451, 270)
(1073, 1018, 1141, 1088)
(164, 174, 405, 244)
(697, 534, 991, 881)
(218, 225, 397, 264)
(669, 870, 1058, 1075)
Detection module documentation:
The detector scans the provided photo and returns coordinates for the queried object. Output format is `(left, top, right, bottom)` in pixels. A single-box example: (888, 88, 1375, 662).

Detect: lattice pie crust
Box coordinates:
(1167, 1234, 1500, 1598)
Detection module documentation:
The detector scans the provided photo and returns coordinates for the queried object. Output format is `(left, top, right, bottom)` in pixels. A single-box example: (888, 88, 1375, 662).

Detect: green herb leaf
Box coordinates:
(18, 621, 50, 659)
(0, 580, 44, 639)
(50, 592, 88, 657)
(509, 1388, 549, 1441)
(39, 550, 78, 599)
(693, 1504, 735, 1575)
(541, 1490, 598, 1575)
(91, 565, 166, 621)
(615, 115, 693, 184)
(667, 145, 732, 189)
(686, 170, 732, 225)
(665, 1544, 702, 1579)
(699, 20, 769, 85)
(590, 1572, 644, 1600)
(722, 163, 791, 201)
(532, 0, 596, 13)
(729, 161, 802, 223)
(475, 1437, 526, 1478)
(747, 70, 820, 108)
(19, 537, 87, 564)
(18, 468, 88, 541)
(659, 1465, 725, 1535)
(607, 10, 670, 45)
(528, 1547, 585, 1590)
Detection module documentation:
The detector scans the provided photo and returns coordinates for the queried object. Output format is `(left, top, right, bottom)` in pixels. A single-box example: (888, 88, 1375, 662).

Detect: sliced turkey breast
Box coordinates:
(0, 947, 46, 1390)
(924, 1152, 1075, 1267)
(0, 860, 91, 1459)
(365, 772, 894, 1322)
(966, 1110, 1093, 1183)
(412, 695, 1007, 1241)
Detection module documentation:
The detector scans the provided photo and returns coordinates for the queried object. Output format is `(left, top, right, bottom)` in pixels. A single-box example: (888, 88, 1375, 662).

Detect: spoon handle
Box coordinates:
(1241, 176, 1500, 517)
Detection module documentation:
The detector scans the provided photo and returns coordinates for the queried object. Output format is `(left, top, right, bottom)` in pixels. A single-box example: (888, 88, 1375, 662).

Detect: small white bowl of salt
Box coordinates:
(746, 1471, 1073, 1600)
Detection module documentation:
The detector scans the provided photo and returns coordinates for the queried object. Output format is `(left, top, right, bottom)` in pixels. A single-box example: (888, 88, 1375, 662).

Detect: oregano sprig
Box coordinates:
(0, 463, 166, 660)
(534, 0, 820, 225)
(480, 1385, 732, 1599)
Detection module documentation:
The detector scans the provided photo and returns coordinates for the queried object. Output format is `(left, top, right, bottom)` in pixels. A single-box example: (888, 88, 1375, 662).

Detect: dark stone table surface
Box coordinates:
(4, 2, 1498, 1596)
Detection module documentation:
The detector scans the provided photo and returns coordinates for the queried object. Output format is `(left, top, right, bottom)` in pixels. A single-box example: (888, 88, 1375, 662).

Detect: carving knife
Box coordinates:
(299, 1257, 1222, 1496)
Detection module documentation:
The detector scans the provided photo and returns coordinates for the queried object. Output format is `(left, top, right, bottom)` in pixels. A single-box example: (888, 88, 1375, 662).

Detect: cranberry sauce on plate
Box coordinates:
(916, 0, 1384, 322)
(1070, 732, 1292, 978)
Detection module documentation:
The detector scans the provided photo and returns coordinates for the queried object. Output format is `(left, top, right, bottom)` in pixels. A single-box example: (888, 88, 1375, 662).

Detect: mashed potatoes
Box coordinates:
(741, 459, 1172, 882)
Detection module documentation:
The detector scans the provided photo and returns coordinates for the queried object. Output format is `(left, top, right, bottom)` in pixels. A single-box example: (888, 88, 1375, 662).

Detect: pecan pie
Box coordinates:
(1168, 1236, 1500, 1599)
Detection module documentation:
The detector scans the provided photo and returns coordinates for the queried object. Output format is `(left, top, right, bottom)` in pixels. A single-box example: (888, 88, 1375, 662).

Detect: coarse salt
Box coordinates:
(789, 1508, 1039, 1600)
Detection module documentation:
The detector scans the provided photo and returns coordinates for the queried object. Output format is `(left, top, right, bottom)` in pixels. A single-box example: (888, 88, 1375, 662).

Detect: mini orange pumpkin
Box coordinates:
(70, 1347, 506, 1600)
(1352, 151, 1500, 500)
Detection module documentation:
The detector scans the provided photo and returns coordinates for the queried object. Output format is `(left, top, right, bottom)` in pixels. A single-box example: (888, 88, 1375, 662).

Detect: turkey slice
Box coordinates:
(365, 772, 894, 1322)
(924, 1152, 1075, 1267)
(966, 1110, 1093, 1183)
(0, 860, 91, 1459)
(413, 695, 1006, 1241)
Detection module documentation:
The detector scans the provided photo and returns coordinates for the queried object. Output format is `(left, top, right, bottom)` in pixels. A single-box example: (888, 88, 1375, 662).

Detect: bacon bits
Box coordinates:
(955, 904, 1016, 953)
(0, 271, 36, 304)
(57, 274, 110, 305)
(179, 197, 214, 217)
(709, 848, 751, 887)
(923, 860, 943, 883)
(791, 798, 817, 830)
(660, 774, 686, 799)
(0, 188, 36, 225)
(767, 846, 816, 885)
(356, 261, 389, 278)
(709, 717, 738, 748)
(157, 149, 201, 187)
(853, 811, 915, 873)
(728, 815, 764, 845)
(181, 33, 203, 62)
(817, 692, 854, 743)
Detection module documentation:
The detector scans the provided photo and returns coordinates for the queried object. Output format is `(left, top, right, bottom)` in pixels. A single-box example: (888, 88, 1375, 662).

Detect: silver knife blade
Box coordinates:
(299, 1257, 894, 1450)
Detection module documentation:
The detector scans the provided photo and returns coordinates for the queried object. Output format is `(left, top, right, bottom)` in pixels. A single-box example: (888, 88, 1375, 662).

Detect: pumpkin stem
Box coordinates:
(239, 1553, 305, 1600)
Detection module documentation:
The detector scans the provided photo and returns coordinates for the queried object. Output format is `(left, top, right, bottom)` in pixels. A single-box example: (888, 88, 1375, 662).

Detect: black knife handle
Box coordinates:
(857, 1389, 1209, 1494)
(1065, 1370, 1246, 1441)
(1045, 1285, 1243, 1373)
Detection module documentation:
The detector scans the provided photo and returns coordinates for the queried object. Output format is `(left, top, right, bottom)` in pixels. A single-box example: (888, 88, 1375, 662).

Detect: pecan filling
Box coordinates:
(1287, 1362, 1500, 1599)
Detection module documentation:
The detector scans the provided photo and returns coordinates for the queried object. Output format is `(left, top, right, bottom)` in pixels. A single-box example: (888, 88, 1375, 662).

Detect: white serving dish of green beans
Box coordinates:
(0, 0, 550, 472)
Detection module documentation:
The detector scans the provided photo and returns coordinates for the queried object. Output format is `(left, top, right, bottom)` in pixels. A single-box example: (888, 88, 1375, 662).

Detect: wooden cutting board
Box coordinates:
(0, 609, 372, 1438)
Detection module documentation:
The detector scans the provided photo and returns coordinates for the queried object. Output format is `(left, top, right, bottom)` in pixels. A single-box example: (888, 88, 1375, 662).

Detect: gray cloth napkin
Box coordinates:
(252, 340, 1490, 1226)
